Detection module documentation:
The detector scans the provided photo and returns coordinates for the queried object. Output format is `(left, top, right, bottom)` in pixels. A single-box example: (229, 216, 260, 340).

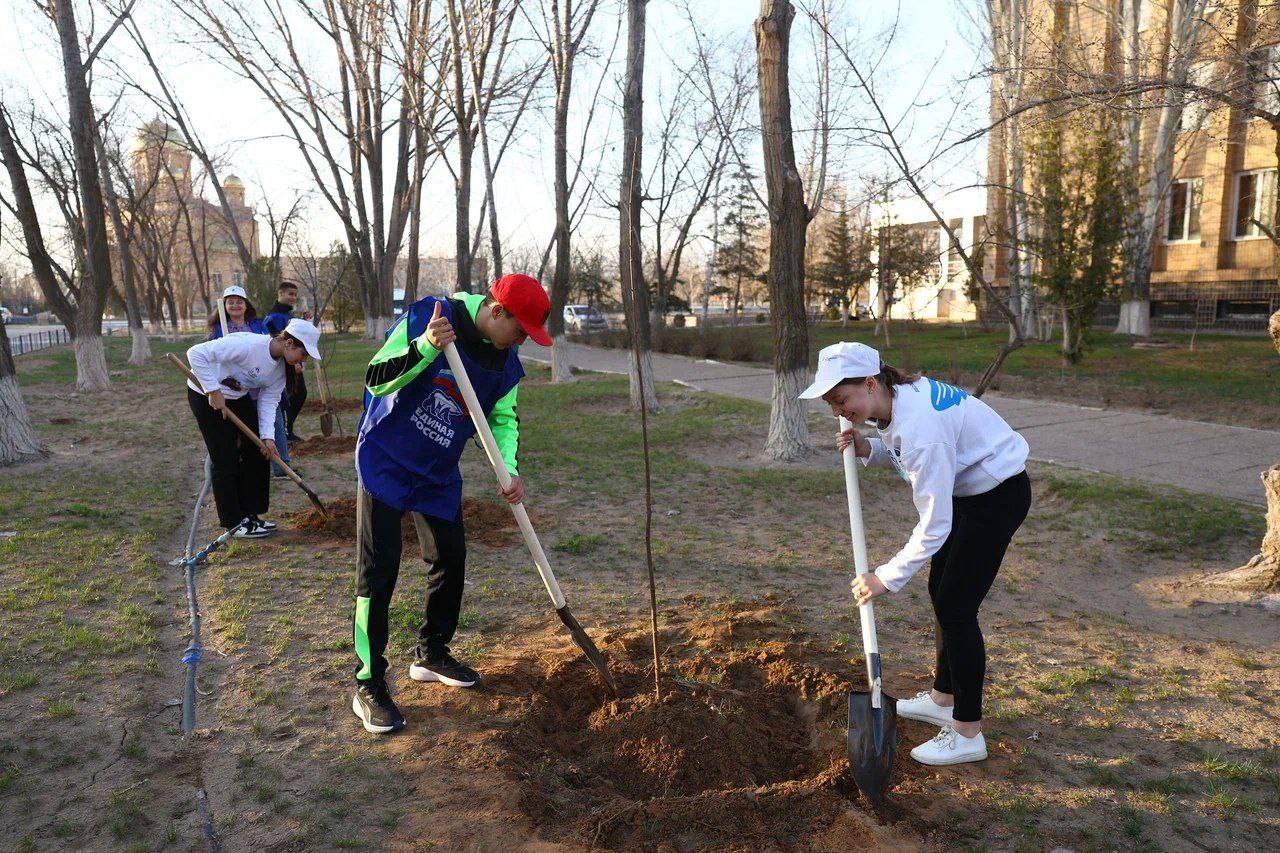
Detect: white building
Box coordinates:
(867, 186, 986, 322)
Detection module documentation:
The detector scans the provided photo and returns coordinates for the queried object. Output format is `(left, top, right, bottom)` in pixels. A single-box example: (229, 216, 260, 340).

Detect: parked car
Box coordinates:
(564, 304, 609, 333)
(0, 306, 11, 323)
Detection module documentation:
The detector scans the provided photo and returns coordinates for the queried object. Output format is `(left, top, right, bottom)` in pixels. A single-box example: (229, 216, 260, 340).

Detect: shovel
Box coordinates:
(167, 353, 328, 515)
(841, 415, 897, 805)
(313, 357, 336, 437)
(441, 342, 617, 695)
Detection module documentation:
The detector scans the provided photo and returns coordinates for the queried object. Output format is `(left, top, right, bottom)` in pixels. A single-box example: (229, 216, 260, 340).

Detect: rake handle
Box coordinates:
(167, 352, 327, 515)
(441, 342, 566, 609)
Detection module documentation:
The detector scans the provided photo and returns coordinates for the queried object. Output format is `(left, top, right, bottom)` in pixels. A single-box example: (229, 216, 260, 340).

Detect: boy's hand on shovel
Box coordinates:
(498, 476, 525, 504)
(426, 301, 456, 349)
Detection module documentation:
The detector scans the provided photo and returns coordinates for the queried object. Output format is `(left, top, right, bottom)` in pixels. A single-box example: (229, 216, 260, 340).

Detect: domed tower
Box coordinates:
(134, 118, 191, 194)
(223, 174, 245, 206)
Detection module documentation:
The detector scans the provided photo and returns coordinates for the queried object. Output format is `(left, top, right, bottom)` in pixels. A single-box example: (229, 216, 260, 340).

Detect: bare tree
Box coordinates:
(755, 0, 831, 461)
(620, 0, 657, 412)
(530, 0, 603, 382)
(179, 0, 441, 338)
(94, 119, 151, 364)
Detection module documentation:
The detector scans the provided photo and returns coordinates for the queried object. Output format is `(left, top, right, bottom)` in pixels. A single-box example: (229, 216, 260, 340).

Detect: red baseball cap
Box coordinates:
(490, 273, 552, 346)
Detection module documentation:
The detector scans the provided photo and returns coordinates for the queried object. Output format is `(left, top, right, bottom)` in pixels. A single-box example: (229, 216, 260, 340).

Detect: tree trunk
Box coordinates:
(92, 126, 150, 365)
(620, 0, 657, 411)
(756, 0, 812, 461)
(73, 333, 110, 393)
(548, 25, 576, 384)
(0, 318, 45, 464)
(1213, 310, 1280, 592)
(54, 0, 114, 384)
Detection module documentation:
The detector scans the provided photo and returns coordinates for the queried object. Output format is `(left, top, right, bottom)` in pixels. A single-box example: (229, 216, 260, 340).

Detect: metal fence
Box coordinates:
(8, 328, 70, 355)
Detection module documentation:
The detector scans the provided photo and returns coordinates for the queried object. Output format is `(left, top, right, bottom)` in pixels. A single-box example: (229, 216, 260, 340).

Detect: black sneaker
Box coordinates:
(232, 520, 271, 539)
(286, 432, 303, 443)
(272, 470, 288, 480)
(351, 680, 405, 734)
(409, 653, 479, 688)
(250, 515, 277, 531)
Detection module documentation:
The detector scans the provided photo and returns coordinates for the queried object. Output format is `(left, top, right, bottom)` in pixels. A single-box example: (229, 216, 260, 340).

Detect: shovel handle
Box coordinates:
(167, 353, 327, 515)
(441, 342, 566, 609)
(841, 416, 880, 659)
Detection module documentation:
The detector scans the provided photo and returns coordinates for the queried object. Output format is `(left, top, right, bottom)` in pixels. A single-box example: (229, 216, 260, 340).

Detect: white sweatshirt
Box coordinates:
(186, 333, 286, 440)
(861, 377, 1029, 593)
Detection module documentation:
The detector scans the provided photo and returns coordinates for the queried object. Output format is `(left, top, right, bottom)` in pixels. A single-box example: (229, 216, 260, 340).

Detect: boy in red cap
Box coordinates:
(349, 274, 551, 733)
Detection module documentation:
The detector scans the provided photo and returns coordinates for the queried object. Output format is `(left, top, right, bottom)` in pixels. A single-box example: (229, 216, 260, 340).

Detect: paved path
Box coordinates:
(521, 340, 1278, 505)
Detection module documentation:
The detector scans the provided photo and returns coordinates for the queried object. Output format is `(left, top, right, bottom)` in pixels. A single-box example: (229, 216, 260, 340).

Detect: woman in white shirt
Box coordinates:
(185, 319, 323, 538)
(801, 341, 1031, 767)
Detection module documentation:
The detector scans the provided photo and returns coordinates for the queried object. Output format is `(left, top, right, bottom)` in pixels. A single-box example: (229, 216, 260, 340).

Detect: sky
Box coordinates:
(0, 0, 991, 276)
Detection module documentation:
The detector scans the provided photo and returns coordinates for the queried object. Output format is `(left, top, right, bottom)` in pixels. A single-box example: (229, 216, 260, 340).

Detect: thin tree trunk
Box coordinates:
(93, 128, 150, 365)
(620, 0, 657, 411)
(756, 0, 812, 461)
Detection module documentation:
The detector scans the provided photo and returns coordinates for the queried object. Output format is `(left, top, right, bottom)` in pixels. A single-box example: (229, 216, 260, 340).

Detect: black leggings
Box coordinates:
(928, 470, 1031, 723)
(187, 387, 270, 528)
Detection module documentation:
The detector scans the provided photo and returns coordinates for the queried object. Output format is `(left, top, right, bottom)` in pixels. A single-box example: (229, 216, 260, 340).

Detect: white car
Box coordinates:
(0, 306, 11, 323)
(564, 304, 609, 333)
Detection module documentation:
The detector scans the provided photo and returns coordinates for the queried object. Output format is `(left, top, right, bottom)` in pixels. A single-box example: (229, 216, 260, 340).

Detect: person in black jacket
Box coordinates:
(263, 280, 310, 441)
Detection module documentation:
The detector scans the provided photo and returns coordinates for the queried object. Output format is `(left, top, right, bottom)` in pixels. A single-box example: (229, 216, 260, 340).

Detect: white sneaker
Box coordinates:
(910, 725, 987, 766)
(896, 690, 955, 727)
(232, 520, 271, 539)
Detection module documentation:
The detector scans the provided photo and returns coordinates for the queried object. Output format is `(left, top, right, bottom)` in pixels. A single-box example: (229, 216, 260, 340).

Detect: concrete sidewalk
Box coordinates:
(521, 340, 1277, 505)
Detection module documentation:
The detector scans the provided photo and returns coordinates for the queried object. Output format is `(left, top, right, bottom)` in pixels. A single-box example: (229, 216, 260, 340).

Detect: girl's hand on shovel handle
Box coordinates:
(837, 427, 871, 458)
(852, 573, 888, 606)
(207, 390, 228, 420)
(260, 439, 279, 461)
(498, 476, 525, 504)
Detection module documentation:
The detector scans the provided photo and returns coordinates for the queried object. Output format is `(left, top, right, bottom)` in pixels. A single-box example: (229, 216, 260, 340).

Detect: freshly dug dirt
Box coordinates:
(488, 612, 906, 850)
(283, 495, 545, 549)
(290, 435, 357, 456)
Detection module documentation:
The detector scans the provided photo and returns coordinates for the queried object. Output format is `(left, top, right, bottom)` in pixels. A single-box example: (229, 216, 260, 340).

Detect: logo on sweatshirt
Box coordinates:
(927, 378, 967, 412)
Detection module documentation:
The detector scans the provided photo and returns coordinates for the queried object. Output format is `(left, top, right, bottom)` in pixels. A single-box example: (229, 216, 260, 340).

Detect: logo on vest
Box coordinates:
(410, 375, 467, 449)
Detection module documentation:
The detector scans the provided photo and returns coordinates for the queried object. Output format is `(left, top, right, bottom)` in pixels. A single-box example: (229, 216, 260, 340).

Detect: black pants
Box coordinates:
(928, 470, 1031, 723)
(187, 387, 270, 528)
(352, 486, 467, 684)
(285, 371, 307, 435)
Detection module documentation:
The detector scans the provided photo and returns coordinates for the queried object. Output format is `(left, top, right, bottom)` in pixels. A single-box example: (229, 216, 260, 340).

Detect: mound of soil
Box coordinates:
(290, 435, 357, 456)
(283, 495, 544, 548)
(496, 616, 889, 850)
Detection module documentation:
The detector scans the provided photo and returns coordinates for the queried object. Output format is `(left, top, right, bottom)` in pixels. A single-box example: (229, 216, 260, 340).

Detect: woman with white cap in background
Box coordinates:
(800, 341, 1031, 766)
(185, 317, 323, 539)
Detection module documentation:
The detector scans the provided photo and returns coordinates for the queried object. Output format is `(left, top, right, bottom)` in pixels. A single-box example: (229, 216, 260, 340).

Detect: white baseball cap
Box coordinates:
(283, 318, 322, 360)
(221, 284, 248, 300)
(798, 341, 882, 399)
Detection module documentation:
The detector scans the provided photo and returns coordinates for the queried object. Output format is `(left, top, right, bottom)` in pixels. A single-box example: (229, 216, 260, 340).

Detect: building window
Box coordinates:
(1165, 178, 1202, 242)
(1233, 169, 1277, 239)
(232, 271, 243, 286)
(1246, 44, 1280, 115)
(212, 272, 223, 288)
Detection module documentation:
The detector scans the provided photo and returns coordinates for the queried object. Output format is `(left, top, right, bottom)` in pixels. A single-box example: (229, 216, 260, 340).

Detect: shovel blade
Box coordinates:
(555, 605, 617, 696)
(320, 412, 334, 437)
(847, 690, 897, 805)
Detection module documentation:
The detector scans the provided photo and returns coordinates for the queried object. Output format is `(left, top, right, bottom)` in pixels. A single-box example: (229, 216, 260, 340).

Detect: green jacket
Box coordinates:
(364, 292, 520, 474)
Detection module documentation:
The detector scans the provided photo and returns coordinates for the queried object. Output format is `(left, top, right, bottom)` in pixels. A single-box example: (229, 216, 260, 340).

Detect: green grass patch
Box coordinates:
(1042, 475, 1262, 557)
(552, 533, 607, 554)
(1031, 665, 1114, 696)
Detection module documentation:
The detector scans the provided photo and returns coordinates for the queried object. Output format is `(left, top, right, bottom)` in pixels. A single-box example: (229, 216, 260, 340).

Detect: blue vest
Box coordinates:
(355, 297, 524, 520)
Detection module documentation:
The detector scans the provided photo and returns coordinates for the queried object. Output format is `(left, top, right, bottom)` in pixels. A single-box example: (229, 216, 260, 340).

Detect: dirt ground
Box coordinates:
(2, 344, 1277, 852)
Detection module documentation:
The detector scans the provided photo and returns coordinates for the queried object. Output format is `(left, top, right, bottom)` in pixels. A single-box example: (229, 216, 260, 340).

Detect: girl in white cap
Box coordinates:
(184, 317, 323, 539)
(800, 341, 1030, 766)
